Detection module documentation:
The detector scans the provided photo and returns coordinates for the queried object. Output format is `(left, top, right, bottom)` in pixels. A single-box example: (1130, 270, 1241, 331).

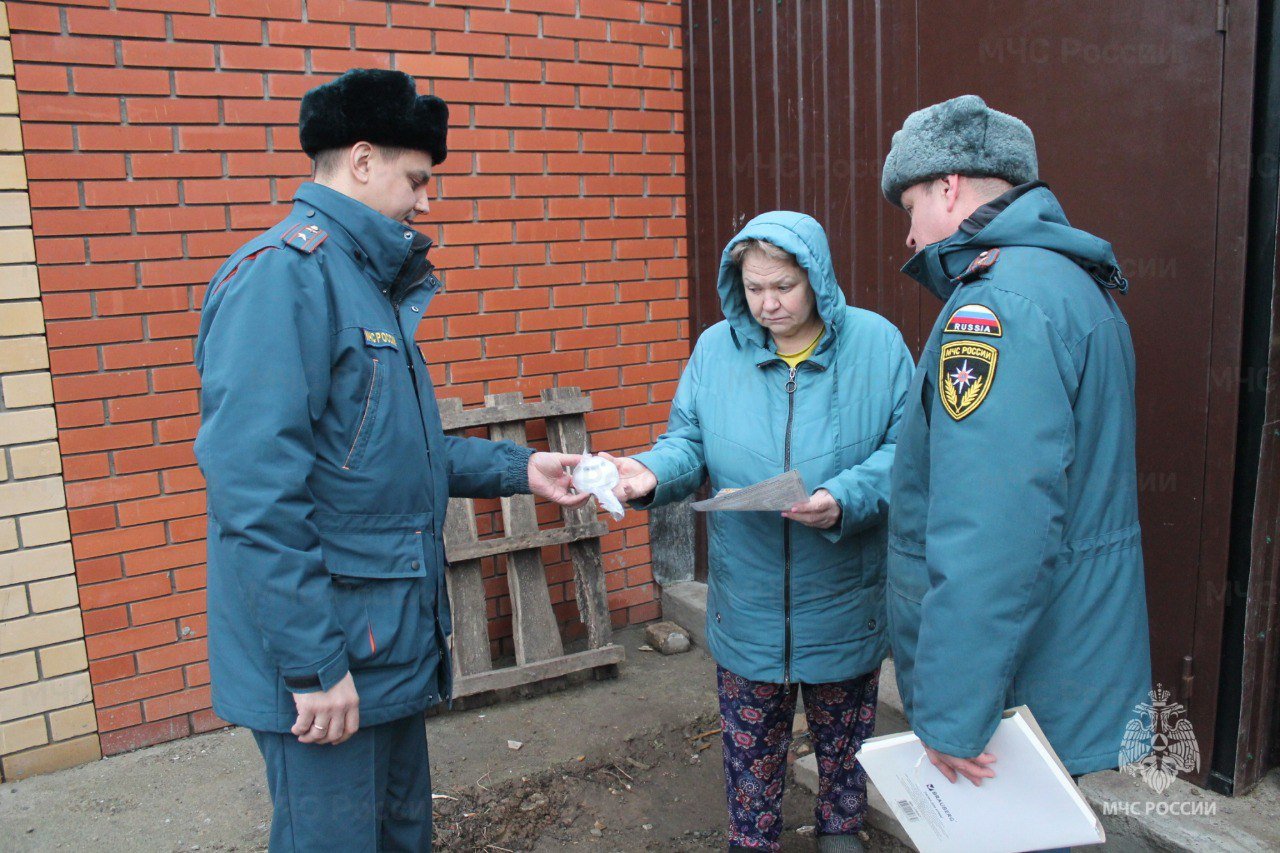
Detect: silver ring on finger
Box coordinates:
(312, 724, 327, 731)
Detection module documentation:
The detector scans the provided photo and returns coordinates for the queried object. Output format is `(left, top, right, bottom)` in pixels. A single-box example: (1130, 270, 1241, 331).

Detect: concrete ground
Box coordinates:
(0, 623, 905, 851)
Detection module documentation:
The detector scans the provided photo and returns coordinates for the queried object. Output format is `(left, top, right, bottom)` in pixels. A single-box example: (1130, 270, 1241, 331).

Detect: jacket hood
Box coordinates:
(717, 211, 846, 353)
(902, 184, 1128, 301)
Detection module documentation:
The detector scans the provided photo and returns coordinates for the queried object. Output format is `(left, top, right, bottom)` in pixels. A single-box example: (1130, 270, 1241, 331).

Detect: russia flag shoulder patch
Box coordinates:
(944, 303, 1003, 338)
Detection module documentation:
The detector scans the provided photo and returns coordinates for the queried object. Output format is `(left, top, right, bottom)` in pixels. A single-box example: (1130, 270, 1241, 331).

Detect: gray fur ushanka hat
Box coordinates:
(299, 68, 449, 165)
(881, 94, 1038, 208)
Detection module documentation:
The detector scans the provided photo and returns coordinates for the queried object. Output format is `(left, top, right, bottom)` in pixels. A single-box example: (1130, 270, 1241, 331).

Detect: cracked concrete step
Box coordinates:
(660, 581, 707, 649)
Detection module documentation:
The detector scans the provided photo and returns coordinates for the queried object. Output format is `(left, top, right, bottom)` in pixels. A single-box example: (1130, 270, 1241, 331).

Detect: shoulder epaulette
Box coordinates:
(208, 244, 280, 299)
(282, 223, 328, 254)
(956, 248, 1001, 284)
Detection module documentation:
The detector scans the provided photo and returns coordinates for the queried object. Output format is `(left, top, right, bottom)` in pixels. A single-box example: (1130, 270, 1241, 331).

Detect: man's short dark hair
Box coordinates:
(311, 144, 407, 178)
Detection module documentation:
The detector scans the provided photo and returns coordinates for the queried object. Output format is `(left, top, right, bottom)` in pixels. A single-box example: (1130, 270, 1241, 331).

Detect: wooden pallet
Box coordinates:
(437, 387, 625, 699)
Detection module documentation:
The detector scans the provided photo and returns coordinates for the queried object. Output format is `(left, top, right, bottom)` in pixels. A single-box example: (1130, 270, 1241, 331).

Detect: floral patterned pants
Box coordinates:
(717, 664, 880, 851)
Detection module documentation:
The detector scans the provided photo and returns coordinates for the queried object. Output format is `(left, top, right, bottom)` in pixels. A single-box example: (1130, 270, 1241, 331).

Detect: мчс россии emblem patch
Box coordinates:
(939, 340, 998, 421)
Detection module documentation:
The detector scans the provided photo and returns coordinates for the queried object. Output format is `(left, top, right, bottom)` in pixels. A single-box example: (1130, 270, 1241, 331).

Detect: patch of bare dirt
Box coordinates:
(433, 713, 908, 852)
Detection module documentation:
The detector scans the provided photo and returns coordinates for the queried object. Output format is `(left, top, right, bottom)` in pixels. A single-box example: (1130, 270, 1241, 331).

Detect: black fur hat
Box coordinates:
(299, 68, 449, 165)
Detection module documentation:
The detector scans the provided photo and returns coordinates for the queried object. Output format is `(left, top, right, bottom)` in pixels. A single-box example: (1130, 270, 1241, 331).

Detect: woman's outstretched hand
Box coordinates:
(597, 451, 658, 503)
(782, 488, 841, 529)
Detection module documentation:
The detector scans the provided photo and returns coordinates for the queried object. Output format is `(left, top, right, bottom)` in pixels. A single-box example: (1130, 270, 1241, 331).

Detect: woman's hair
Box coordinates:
(728, 238, 797, 269)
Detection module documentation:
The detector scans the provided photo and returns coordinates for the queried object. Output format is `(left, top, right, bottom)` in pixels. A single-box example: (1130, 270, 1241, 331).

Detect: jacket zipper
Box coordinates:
(783, 364, 797, 688)
(342, 358, 379, 469)
(392, 294, 429, 429)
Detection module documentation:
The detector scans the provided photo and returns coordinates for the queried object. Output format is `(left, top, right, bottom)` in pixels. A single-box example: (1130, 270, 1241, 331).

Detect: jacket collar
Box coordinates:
(901, 181, 1128, 301)
(900, 182, 1045, 301)
(740, 325, 835, 371)
(292, 182, 432, 288)
(956, 180, 1046, 237)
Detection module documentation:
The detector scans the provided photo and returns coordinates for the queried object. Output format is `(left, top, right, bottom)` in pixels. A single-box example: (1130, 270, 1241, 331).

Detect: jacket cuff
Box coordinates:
(912, 718, 986, 761)
(629, 450, 691, 508)
(816, 480, 857, 543)
(282, 645, 349, 694)
(628, 491, 656, 510)
(503, 445, 536, 495)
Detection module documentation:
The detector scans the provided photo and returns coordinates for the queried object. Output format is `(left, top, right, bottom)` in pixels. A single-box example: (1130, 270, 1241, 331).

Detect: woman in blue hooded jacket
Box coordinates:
(608, 212, 914, 852)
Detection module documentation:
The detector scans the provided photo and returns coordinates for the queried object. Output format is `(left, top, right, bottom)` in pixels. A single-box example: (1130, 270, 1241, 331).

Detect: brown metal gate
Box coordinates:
(681, 0, 1263, 788)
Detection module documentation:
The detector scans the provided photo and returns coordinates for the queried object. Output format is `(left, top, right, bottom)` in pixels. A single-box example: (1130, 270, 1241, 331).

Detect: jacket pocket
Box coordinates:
(342, 357, 383, 470)
(330, 575, 426, 670)
(315, 512, 432, 580)
(887, 535, 928, 604)
(317, 512, 434, 670)
(792, 583, 884, 649)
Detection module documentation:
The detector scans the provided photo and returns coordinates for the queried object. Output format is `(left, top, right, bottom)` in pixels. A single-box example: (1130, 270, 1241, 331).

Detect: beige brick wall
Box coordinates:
(0, 3, 100, 781)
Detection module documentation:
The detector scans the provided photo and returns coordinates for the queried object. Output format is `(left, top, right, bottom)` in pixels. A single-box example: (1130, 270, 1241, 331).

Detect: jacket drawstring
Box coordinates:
(1099, 267, 1130, 295)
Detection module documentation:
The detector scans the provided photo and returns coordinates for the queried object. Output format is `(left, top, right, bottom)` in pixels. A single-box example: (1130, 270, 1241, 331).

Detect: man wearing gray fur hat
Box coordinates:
(880, 95, 1152, 810)
(195, 69, 589, 850)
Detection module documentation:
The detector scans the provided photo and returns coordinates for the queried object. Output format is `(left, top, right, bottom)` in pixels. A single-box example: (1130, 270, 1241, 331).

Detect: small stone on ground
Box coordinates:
(645, 620, 692, 655)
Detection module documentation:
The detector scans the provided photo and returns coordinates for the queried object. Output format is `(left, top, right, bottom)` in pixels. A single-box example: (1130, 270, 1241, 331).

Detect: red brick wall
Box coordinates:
(9, 0, 688, 755)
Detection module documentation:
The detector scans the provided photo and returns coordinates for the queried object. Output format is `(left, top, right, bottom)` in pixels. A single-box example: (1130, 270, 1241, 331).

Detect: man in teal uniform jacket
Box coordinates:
(879, 95, 1152, 795)
(194, 69, 586, 851)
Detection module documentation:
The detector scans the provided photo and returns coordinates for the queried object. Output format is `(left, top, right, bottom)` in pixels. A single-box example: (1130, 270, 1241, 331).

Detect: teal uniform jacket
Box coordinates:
(195, 183, 533, 733)
(634, 211, 915, 685)
(888, 183, 1152, 774)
